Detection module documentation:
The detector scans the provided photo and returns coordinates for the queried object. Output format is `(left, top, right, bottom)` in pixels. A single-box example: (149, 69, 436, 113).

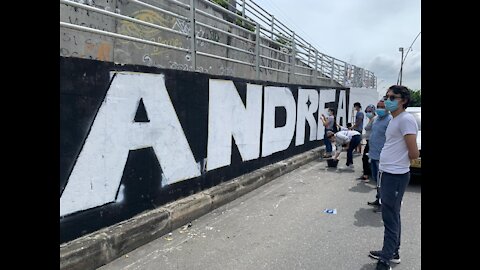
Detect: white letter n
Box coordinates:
(206, 79, 262, 171)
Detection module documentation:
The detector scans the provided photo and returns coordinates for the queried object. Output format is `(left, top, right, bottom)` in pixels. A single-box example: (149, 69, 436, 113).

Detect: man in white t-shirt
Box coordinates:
(368, 86, 419, 270)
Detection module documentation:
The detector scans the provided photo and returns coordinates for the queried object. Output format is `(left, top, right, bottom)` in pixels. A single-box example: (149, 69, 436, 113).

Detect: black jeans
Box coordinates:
(362, 140, 371, 176)
(379, 171, 410, 262)
(346, 135, 361, 166)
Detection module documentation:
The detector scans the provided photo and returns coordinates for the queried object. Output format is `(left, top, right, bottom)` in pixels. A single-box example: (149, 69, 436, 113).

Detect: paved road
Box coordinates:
(99, 155, 421, 270)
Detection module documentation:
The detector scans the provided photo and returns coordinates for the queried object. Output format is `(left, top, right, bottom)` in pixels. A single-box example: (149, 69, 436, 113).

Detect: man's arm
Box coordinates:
(404, 134, 419, 160)
(364, 117, 374, 131)
(333, 144, 342, 159)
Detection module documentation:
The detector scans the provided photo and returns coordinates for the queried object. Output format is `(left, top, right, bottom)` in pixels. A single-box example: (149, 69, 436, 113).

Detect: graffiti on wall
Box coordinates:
(60, 31, 113, 61)
(61, 74, 347, 217)
(117, 9, 182, 56)
(60, 57, 349, 242)
(173, 18, 221, 48)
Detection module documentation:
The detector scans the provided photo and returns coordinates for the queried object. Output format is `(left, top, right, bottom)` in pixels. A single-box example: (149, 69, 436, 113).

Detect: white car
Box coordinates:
(406, 107, 421, 175)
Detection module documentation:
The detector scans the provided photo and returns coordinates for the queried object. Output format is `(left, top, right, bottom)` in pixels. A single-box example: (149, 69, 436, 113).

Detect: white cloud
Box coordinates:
(251, 0, 421, 89)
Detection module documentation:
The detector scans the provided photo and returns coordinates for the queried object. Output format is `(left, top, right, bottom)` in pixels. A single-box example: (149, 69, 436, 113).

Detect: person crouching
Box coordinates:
(326, 130, 362, 170)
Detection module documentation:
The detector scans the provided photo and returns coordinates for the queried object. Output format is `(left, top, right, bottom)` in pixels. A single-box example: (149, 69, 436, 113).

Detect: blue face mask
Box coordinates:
(366, 112, 374, 119)
(385, 99, 399, 112)
(375, 108, 387, 117)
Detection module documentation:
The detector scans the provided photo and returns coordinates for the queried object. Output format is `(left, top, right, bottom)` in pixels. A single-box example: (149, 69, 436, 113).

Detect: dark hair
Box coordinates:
(353, 102, 361, 108)
(346, 123, 352, 128)
(328, 108, 335, 114)
(387, 85, 410, 109)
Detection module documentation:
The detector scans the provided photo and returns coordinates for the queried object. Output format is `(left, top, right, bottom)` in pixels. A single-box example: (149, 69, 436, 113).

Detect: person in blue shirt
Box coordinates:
(366, 100, 392, 208)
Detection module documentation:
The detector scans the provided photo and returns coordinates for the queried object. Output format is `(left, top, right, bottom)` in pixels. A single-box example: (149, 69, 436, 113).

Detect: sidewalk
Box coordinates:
(60, 147, 326, 270)
(98, 155, 421, 270)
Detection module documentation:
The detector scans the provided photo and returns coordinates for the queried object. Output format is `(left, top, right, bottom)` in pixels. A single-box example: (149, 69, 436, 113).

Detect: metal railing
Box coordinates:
(60, 0, 376, 88)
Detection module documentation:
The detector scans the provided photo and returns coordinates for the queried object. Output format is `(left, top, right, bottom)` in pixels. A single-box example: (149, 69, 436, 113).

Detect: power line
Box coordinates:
(397, 31, 421, 85)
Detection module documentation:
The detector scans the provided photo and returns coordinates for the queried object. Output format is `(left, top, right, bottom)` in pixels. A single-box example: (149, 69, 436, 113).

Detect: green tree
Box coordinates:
(212, 0, 229, 9)
(409, 89, 421, 107)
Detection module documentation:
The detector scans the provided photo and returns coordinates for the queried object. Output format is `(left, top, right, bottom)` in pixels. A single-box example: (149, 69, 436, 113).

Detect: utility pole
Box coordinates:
(398, 47, 404, 85)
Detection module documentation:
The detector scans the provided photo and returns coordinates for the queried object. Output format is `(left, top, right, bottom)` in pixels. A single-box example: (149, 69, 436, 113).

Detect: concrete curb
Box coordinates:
(60, 146, 326, 270)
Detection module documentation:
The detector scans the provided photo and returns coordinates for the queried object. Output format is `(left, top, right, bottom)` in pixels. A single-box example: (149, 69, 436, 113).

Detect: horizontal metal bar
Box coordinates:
(295, 64, 314, 71)
(259, 36, 292, 50)
(60, 0, 189, 37)
(246, 9, 272, 27)
(60, 22, 190, 52)
(295, 35, 311, 49)
(160, 0, 191, 9)
(195, 21, 256, 44)
(198, 0, 257, 26)
(259, 26, 293, 42)
(294, 72, 312, 77)
(244, 0, 272, 17)
(196, 36, 255, 55)
(128, 0, 188, 20)
(260, 65, 290, 74)
(273, 17, 294, 36)
(196, 51, 255, 66)
(295, 49, 312, 57)
(195, 9, 254, 35)
(259, 54, 291, 65)
(259, 44, 291, 57)
(296, 54, 310, 63)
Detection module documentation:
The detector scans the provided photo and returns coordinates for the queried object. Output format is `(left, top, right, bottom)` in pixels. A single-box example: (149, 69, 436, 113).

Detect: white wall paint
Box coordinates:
(206, 80, 263, 171)
(60, 72, 201, 217)
(337, 90, 348, 127)
(348, 87, 379, 132)
(295, 88, 319, 146)
(316, 89, 336, 139)
(261, 86, 297, 157)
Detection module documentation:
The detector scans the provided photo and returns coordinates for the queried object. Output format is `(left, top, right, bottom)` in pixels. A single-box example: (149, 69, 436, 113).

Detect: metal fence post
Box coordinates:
(330, 58, 334, 84)
(290, 31, 295, 83)
(344, 62, 348, 85)
(320, 53, 323, 76)
(189, 0, 196, 71)
(255, 22, 260, 79)
(271, 15, 275, 39)
(308, 44, 313, 84)
(242, 0, 246, 27)
(314, 49, 318, 83)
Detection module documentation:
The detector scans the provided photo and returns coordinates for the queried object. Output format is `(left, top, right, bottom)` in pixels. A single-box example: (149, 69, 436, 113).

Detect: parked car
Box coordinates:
(406, 107, 421, 175)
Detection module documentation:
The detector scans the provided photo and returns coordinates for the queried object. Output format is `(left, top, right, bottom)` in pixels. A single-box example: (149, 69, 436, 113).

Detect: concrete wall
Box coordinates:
(60, 0, 341, 87)
(60, 56, 350, 243)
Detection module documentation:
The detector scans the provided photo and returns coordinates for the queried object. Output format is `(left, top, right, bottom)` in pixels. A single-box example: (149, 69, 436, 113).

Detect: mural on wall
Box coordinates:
(60, 56, 349, 243)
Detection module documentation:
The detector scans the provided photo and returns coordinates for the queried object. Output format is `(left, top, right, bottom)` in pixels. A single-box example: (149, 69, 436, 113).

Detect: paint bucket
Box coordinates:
(326, 159, 339, 168)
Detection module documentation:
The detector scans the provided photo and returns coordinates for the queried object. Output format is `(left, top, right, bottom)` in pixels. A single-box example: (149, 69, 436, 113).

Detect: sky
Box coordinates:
(249, 0, 421, 96)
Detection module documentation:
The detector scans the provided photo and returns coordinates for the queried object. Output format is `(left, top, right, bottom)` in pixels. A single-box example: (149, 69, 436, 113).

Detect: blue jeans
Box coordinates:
(379, 171, 410, 262)
(346, 135, 361, 166)
(370, 159, 380, 200)
(324, 130, 332, 154)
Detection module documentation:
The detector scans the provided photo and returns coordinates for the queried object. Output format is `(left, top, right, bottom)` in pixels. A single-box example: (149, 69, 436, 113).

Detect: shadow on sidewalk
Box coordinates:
(349, 181, 373, 193)
(353, 207, 383, 228)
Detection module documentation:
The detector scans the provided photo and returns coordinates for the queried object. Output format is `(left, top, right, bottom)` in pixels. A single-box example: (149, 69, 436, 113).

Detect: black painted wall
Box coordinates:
(60, 56, 349, 243)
